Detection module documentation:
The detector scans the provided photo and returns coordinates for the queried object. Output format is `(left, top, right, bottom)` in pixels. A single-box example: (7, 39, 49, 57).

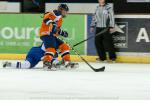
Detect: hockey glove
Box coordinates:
(58, 29, 68, 38)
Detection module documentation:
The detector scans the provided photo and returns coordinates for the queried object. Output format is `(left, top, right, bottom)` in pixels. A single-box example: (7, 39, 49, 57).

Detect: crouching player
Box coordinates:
(3, 44, 78, 70)
(40, 4, 75, 68)
(2, 45, 58, 69)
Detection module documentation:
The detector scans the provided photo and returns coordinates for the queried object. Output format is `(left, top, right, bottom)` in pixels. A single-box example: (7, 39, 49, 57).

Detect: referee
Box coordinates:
(90, 0, 116, 62)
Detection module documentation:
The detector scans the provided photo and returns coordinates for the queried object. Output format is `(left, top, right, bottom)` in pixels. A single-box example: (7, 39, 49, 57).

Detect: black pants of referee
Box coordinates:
(95, 27, 116, 61)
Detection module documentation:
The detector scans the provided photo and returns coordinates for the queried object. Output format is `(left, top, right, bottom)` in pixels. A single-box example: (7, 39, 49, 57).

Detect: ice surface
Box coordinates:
(0, 60, 150, 100)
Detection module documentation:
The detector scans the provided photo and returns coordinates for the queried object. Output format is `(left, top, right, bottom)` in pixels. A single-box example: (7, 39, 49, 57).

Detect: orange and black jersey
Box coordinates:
(40, 10, 63, 36)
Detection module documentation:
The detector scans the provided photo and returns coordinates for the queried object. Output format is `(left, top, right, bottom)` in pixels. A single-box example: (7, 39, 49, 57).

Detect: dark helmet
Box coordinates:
(58, 4, 69, 11)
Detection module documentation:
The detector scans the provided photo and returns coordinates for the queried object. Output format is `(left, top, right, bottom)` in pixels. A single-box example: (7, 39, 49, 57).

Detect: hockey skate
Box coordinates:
(43, 61, 60, 71)
(60, 60, 79, 70)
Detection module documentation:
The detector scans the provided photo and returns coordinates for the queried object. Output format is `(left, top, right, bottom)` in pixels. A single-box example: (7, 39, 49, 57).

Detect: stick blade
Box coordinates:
(94, 66, 105, 72)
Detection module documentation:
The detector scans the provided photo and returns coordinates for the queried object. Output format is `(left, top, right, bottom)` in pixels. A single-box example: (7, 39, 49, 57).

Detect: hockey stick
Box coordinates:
(59, 37, 105, 72)
(73, 28, 109, 47)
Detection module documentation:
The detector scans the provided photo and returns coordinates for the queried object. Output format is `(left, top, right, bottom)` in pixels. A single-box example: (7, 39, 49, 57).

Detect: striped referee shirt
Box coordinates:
(90, 3, 115, 28)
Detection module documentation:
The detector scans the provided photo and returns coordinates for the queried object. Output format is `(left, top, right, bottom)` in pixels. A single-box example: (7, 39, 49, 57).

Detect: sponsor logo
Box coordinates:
(0, 27, 41, 46)
(112, 22, 128, 48)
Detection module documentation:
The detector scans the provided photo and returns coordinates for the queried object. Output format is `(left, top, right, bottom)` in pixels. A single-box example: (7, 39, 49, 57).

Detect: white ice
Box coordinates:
(0, 60, 150, 100)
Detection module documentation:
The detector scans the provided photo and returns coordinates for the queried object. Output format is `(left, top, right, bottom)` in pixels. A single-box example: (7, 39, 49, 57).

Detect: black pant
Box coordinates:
(95, 27, 116, 61)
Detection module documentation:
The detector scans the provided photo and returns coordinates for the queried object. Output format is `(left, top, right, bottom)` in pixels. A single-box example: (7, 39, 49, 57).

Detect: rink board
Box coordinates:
(1, 54, 150, 63)
(87, 15, 150, 54)
(0, 14, 150, 63)
(0, 14, 85, 55)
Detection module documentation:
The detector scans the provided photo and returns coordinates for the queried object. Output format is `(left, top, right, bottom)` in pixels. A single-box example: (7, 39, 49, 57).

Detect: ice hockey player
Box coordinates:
(3, 44, 78, 70)
(3, 4, 78, 70)
(2, 45, 59, 70)
(39, 4, 76, 69)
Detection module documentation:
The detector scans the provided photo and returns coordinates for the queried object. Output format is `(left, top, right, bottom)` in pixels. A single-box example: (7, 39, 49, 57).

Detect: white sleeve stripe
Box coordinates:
(46, 20, 53, 25)
(59, 29, 63, 35)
